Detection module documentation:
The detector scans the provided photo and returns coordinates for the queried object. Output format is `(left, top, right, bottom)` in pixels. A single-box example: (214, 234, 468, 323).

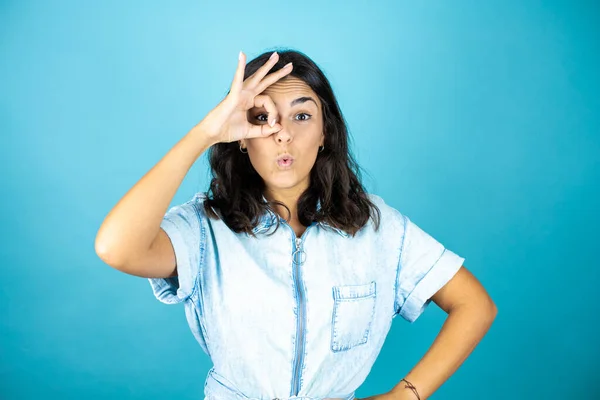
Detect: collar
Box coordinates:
(251, 197, 350, 238)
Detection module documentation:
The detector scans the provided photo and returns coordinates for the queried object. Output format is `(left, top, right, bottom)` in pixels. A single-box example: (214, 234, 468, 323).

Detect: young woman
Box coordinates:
(95, 49, 497, 400)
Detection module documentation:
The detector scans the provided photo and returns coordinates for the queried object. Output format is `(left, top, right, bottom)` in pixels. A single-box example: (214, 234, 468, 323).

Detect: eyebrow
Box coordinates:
(290, 96, 318, 108)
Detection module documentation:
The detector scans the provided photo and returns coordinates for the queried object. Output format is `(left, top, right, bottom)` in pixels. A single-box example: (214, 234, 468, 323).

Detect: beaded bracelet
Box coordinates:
(400, 378, 421, 400)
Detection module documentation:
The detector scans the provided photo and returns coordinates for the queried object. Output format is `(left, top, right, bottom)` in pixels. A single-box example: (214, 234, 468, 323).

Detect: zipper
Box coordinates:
(284, 222, 310, 397)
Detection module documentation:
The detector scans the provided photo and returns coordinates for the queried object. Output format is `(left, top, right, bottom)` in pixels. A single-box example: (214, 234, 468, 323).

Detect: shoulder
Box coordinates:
(165, 192, 209, 221)
(365, 193, 406, 230)
(190, 192, 208, 207)
(366, 193, 386, 208)
(366, 193, 402, 218)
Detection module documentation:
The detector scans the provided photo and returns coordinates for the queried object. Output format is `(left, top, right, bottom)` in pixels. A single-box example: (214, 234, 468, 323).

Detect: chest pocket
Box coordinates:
(331, 281, 376, 352)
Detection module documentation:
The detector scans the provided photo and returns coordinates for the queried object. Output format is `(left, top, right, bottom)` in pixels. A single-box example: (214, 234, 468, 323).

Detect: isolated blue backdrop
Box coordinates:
(1, 0, 598, 399)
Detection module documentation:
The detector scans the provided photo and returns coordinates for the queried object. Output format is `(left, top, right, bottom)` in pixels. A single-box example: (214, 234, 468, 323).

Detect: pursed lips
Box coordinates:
(276, 153, 294, 167)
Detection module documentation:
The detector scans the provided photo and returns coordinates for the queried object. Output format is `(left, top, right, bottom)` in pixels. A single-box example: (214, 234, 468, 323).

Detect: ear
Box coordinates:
(320, 133, 325, 147)
(239, 139, 246, 149)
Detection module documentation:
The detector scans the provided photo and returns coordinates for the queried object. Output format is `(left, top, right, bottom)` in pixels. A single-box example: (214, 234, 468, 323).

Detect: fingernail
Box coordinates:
(284, 62, 292, 69)
(270, 51, 278, 60)
(239, 51, 243, 61)
(270, 118, 276, 127)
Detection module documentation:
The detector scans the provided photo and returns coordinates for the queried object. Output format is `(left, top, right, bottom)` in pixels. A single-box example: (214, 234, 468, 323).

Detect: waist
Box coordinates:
(204, 368, 356, 400)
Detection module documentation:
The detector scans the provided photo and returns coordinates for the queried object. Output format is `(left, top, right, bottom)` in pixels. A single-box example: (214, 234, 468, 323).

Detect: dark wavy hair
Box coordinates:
(203, 48, 380, 237)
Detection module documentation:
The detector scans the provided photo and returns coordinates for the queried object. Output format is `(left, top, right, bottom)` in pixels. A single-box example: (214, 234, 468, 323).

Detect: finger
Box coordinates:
(254, 62, 293, 94)
(246, 121, 282, 139)
(230, 51, 246, 94)
(253, 95, 279, 128)
(244, 51, 280, 89)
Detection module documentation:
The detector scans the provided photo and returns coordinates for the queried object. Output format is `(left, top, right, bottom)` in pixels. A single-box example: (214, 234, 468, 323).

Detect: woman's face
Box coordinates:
(243, 76, 324, 199)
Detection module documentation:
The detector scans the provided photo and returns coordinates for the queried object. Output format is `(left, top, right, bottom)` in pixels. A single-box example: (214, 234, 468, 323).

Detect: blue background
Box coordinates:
(1, 0, 598, 399)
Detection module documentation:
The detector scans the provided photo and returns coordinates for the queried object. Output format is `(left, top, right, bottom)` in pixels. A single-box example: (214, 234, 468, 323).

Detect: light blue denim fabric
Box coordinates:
(148, 193, 465, 400)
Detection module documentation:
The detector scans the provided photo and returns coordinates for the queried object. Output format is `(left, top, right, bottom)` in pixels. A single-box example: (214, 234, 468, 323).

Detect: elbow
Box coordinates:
(490, 300, 498, 316)
(453, 297, 498, 322)
(95, 235, 126, 270)
(95, 242, 117, 268)
(486, 302, 498, 326)
(486, 294, 498, 317)
(481, 298, 498, 324)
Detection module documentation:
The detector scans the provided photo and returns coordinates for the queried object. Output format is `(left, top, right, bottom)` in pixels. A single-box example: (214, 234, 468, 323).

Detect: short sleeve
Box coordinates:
(394, 214, 465, 323)
(148, 194, 206, 305)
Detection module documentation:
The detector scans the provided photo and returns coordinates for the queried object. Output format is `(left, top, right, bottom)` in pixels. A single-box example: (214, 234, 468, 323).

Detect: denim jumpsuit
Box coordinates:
(148, 193, 465, 400)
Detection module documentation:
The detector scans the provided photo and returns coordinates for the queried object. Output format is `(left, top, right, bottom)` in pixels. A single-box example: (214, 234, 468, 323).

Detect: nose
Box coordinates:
(274, 126, 292, 145)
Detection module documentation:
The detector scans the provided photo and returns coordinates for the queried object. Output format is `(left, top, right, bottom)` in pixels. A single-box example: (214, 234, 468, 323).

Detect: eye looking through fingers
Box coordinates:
(249, 111, 313, 126)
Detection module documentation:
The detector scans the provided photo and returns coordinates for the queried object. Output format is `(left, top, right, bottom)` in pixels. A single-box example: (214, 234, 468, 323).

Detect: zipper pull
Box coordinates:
(294, 237, 306, 264)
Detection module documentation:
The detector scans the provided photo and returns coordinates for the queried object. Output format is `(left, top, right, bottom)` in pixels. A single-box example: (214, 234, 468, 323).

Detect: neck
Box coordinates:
(264, 187, 304, 223)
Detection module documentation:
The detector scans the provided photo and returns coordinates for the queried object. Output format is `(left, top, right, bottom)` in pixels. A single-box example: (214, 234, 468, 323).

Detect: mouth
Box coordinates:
(276, 154, 295, 168)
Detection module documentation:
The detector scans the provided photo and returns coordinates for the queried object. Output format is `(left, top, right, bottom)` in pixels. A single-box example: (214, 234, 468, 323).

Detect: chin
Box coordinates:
(264, 174, 305, 191)
(266, 179, 299, 190)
